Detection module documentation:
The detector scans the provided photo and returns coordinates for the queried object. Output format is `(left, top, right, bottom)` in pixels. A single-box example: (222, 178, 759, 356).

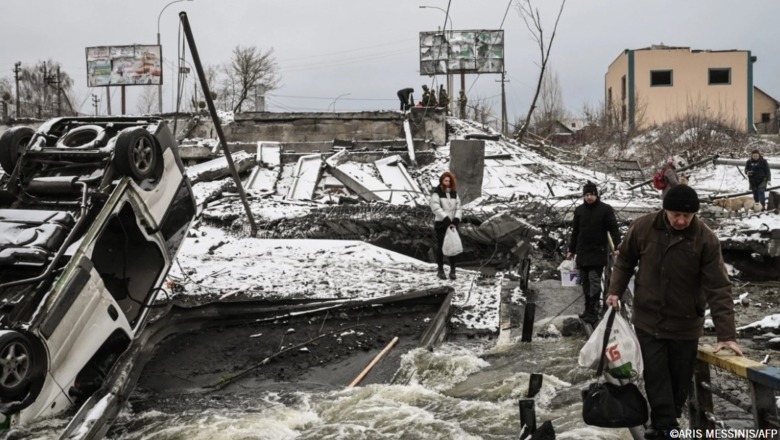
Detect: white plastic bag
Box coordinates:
(557, 259, 580, 286)
(578, 310, 643, 380)
(442, 227, 463, 256)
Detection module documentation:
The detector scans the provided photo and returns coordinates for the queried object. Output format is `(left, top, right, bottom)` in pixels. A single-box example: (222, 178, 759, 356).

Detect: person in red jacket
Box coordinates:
(605, 184, 742, 439)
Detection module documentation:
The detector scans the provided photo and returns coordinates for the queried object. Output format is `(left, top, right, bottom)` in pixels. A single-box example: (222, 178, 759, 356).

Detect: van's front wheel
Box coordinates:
(0, 331, 34, 400)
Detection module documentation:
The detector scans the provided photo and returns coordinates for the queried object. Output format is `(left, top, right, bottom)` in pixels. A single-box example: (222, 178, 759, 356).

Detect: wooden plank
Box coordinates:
(698, 346, 780, 390)
(697, 346, 760, 379)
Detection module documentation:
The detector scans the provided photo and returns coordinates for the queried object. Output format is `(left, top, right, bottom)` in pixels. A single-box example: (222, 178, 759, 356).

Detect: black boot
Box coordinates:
(579, 296, 592, 321)
(589, 296, 603, 322)
(581, 296, 599, 325)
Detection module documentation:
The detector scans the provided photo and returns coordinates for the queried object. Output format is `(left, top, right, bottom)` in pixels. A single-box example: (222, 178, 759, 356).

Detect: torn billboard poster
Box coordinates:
(419, 29, 504, 75)
(86, 45, 162, 87)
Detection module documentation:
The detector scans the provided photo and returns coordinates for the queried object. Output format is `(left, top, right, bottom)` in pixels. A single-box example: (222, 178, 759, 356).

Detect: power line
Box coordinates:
(500, 0, 514, 29)
(278, 38, 416, 62)
(280, 48, 409, 73)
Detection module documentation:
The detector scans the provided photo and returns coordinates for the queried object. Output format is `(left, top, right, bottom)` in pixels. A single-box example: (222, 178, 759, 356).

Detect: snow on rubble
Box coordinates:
(170, 225, 503, 330)
(175, 116, 780, 333)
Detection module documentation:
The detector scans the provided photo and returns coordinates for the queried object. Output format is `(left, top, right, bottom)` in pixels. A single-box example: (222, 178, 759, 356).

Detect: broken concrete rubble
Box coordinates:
(286, 153, 323, 201)
(324, 150, 389, 203)
(374, 155, 427, 206)
(186, 150, 256, 184)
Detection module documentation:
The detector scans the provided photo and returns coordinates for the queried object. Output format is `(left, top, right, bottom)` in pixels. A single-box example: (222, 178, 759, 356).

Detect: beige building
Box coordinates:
(755, 86, 780, 134)
(605, 45, 777, 133)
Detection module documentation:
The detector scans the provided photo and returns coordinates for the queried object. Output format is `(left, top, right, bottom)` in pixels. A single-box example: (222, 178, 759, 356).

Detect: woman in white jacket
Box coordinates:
(429, 171, 463, 280)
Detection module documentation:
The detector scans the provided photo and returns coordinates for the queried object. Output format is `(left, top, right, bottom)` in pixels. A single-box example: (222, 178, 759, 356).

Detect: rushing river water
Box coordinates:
(9, 337, 636, 440)
(8, 278, 764, 440)
(111, 337, 634, 440)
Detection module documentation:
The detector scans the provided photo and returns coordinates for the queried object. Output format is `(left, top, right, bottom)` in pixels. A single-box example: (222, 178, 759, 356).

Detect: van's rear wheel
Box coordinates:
(113, 128, 160, 181)
(0, 126, 34, 174)
(0, 331, 34, 400)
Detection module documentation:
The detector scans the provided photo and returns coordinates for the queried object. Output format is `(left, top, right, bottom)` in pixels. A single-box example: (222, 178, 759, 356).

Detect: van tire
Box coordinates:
(0, 331, 35, 400)
(55, 125, 106, 149)
(113, 128, 160, 181)
(0, 126, 34, 174)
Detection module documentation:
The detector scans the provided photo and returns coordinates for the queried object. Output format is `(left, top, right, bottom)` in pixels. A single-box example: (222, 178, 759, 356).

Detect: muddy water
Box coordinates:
(9, 279, 770, 439)
(98, 339, 632, 440)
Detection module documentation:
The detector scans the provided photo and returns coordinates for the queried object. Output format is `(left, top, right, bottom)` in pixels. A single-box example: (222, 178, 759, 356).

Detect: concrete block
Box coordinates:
(450, 139, 485, 205)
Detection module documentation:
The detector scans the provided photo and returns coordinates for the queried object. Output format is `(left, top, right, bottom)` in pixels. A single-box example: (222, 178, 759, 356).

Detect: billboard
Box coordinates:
(419, 29, 504, 75)
(86, 45, 162, 87)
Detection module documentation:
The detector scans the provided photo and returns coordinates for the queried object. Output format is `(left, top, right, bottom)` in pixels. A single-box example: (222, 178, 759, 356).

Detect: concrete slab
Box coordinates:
(286, 154, 323, 201)
(185, 150, 256, 184)
(328, 163, 391, 202)
(450, 139, 485, 205)
(245, 166, 278, 193)
(374, 155, 426, 206)
(257, 141, 281, 167)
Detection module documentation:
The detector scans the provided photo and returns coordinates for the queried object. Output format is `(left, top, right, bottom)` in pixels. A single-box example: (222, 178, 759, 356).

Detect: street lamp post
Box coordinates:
(419, 5, 454, 114)
(419, 5, 452, 30)
(330, 93, 350, 113)
(157, 0, 193, 114)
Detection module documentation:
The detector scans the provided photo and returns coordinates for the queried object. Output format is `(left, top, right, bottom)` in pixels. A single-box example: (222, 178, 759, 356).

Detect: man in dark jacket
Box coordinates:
(566, 181, 621, 325)
(397, 88, 414, 111)
(745, 149, 771, 209)
(605, 185, 743, 439)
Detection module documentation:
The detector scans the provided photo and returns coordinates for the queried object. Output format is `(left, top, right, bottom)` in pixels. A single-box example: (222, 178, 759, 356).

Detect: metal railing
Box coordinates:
(690, 346, 780, 430)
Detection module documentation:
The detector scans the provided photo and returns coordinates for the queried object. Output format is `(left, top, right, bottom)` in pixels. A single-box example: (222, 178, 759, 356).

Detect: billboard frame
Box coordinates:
(419, 29, 504, 76)
(85, 44, 163, 87)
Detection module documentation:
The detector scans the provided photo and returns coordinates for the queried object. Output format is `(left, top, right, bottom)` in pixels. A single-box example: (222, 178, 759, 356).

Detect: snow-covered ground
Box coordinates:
(171, 225, 503, 330)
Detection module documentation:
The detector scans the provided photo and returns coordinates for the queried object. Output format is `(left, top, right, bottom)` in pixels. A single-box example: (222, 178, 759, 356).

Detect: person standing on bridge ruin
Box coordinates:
(397, 87, 414, 112)
(745, 149, 771, 210)
(566, 181, 621, 325)
(437, 85, 450, 114)
(605, 184, 743, 439)
(660, 156, 680, 200)
(430, 171, 462, 280)
(458, 90, 467, 119)
(422, 85, 438, 107)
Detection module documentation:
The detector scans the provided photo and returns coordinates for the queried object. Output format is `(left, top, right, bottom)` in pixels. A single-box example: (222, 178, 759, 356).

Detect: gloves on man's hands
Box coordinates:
(452, 217, 460, 226)
(443, 216, 451, 225)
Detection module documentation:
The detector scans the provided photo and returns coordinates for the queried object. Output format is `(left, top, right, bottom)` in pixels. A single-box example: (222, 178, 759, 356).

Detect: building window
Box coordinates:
(762, 113, 771, 123)
(621, 75, 626, 100)
(650, 70, 673, 87)
(709, 68, 731, 85)
(621, 104, 626, 123)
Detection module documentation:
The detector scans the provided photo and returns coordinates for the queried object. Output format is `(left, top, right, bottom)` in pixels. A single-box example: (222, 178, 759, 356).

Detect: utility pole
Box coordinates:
(92, 94, 100, 116)
(105, 86, 111, 115)
(56, 67, 62, 116)
(13, 62, 21, 118)
(41, 61, 48, 117)
(496, 70, 509, 136)
(44, 66, 60, 116)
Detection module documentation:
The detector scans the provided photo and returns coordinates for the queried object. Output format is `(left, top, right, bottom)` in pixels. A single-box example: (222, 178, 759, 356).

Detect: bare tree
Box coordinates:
(514, 0, 567, 146)
(468, 95, 498, 128)
(18, 60, 76, 118)
(137, 87, 157, 115)
(532, 67, 568, 136)
(225, 45, 279, 113)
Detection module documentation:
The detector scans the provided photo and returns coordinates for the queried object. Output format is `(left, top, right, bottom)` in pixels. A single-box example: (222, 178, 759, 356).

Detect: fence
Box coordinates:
(690, 346, 780, 430)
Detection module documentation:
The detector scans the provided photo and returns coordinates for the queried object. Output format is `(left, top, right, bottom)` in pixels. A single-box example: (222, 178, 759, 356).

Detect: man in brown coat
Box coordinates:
(605, 185, 742, 439)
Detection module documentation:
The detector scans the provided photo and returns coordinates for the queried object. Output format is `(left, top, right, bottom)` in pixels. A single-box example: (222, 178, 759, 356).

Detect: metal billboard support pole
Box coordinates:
(178, 11, 258, 237)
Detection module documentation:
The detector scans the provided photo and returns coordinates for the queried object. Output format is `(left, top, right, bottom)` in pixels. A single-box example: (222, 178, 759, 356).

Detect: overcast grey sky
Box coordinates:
(2, 0, 779, 123)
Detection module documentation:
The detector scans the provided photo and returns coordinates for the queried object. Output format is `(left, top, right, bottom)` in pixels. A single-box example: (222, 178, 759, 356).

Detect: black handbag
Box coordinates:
(581, 309, 649, 428)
